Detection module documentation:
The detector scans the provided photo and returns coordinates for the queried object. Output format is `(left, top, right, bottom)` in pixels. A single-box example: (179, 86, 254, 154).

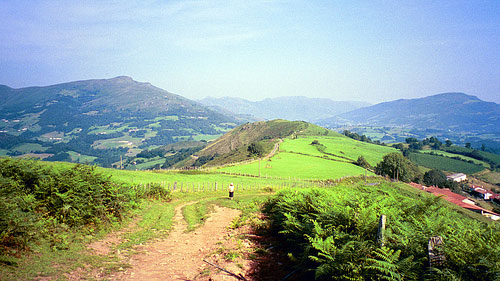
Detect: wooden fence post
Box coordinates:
(377, 215, 386, 247)
(428, 236, 446, 268)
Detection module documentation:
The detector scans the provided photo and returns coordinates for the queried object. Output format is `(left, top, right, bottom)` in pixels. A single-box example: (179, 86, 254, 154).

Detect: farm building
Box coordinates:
(409, 183, 500, 221)
(471, 186, 494, 200)
(447, 173, 467, 182)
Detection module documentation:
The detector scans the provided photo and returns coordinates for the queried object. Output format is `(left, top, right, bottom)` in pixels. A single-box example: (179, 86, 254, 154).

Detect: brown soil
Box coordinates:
(88, 218, 139, 256)
(34, 200, 302, 281)
(109, 202, 242, 280)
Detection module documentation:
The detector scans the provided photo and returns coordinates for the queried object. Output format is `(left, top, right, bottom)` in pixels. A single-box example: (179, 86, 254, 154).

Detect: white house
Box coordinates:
(447, 173, 467, 182)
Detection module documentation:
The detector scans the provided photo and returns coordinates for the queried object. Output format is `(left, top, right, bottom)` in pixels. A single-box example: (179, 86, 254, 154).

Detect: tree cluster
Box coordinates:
(375, 152, 421, 182)
(343, 130, 382, 145)
(354, 155, 371, 169)
(247, 142, 265, 157)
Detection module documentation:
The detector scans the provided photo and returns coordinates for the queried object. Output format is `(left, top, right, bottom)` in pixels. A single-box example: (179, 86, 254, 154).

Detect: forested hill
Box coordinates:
(318, 93, 500, 134)
(0, 76, 225, 114)
(0, 77, 238, 166)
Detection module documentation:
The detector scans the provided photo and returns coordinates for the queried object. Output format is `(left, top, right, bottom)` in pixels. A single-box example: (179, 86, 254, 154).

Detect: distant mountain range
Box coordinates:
(198, 96, 370, 122)
(318, 93, 500, 147)
(0, 76, 237, 166)
(2, 76, 499, 166)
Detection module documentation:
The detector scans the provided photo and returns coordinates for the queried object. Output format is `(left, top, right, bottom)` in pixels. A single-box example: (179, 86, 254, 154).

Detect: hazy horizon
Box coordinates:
(1, 1, 499, 104)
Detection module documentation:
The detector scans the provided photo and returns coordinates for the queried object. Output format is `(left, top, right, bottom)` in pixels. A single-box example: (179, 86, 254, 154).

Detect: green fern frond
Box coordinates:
(366, 247, 403, 281)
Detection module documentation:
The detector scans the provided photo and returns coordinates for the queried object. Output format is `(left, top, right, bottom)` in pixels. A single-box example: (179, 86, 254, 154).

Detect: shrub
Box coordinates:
(0, 158, 135, 250)
(355, 155, 371, 169)
(134, 183, 172, 201)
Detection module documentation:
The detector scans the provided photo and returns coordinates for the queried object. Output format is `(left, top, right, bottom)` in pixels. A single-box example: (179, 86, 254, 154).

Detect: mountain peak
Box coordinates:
(109, 76, 135, 82)
(429, 92, 480, 101)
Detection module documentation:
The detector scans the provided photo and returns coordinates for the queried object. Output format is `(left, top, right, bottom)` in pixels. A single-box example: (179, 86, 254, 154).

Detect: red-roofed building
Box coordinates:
(409, 183, 500, 221)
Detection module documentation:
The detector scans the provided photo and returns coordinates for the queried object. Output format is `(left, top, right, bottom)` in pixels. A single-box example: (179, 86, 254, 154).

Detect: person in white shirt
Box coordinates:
(229, 183, 234, 200)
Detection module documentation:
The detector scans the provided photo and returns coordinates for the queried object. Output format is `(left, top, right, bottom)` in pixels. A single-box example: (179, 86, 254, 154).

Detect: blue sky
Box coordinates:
(1, 0, 499, 103)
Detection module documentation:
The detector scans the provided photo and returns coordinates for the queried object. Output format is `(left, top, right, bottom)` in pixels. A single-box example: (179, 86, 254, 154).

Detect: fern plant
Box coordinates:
(365, 246, 418, 281)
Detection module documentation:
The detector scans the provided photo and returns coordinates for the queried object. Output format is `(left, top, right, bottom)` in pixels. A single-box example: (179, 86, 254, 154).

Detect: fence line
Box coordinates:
(130, 176, 377, 194)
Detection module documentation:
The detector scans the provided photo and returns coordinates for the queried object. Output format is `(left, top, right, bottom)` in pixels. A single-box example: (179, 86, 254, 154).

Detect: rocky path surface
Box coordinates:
(112, 202, 242, 280)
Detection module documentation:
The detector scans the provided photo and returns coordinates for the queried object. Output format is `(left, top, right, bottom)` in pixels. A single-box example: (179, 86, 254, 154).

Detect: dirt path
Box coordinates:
(112, 202, 241, 280)
(265, 139, 282, 159)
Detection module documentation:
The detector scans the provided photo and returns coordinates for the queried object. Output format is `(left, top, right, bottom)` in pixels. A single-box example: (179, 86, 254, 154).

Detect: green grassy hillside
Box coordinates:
(219, 152, 371, 180)
(284, 135, 397, 165)
(217, 132, 395, 180)
(186, 120, 312, 167)
(421, 149, 491, 168)
(408, 152, 485, 174)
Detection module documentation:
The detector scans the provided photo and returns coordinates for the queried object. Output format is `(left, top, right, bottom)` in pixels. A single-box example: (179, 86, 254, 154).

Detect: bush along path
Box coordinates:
(111, 201, 242, 280)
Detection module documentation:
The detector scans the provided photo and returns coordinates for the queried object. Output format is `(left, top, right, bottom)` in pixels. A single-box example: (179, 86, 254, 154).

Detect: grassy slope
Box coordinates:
(421, 149, 491, 168)
(445, 146, 500, 166)
(218, 133, 395, 179)
(409, 152, 484, 174)
(302, 136, 396, 165)
(220, 152, 371, 179)
(191, 120, 310, 167)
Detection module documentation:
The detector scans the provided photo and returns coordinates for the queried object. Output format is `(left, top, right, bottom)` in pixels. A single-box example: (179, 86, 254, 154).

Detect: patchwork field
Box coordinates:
(12, 143, 48, 153)
(421, 149, 491, 168)
(409, 152, 485, 174)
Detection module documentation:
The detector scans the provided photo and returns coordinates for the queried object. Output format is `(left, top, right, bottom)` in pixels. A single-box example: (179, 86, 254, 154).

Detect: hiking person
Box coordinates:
(229, 183, 234, 200)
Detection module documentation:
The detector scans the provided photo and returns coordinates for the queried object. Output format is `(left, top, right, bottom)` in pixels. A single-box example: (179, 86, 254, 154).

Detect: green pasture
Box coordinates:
(12, 143, 48, 153)
(219, 152, 371, 180)
(88, 124, 131, 134)
(421, 149, 491, 168)
(280, 137, 332, 157)
(409, 152, 484, 174)
(283, 136, 396, 165)
(149, 115, 179, 121)
(444, 146, 500, 167)
(144, 129, 157, 138)
(99, 166, 297, 188)
(147, 122, 161, 128)
(27, 160, 312, 190)
(0, 149, 8, 156)
(319, 136, 396, 165)
(191, 134, 222, 141)
(477, 171, 500, 185)
(92, 134, 142, 149)
(127, 158, 165, 170)
(298, 124, 341, 136)
(67, 151, 97, 163)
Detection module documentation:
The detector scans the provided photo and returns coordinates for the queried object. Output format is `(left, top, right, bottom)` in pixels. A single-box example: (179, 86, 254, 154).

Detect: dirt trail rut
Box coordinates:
(113, 202, 241, 280)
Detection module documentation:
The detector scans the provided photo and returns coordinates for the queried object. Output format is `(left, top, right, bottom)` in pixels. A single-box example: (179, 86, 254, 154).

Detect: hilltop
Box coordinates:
(0, 77, 237, 166)
(181, 119, 337, 167)
(198, 96, 370, 122)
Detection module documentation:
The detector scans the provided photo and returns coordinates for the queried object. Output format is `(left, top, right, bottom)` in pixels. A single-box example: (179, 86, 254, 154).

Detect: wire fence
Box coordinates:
(131, 175, 362, 194)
